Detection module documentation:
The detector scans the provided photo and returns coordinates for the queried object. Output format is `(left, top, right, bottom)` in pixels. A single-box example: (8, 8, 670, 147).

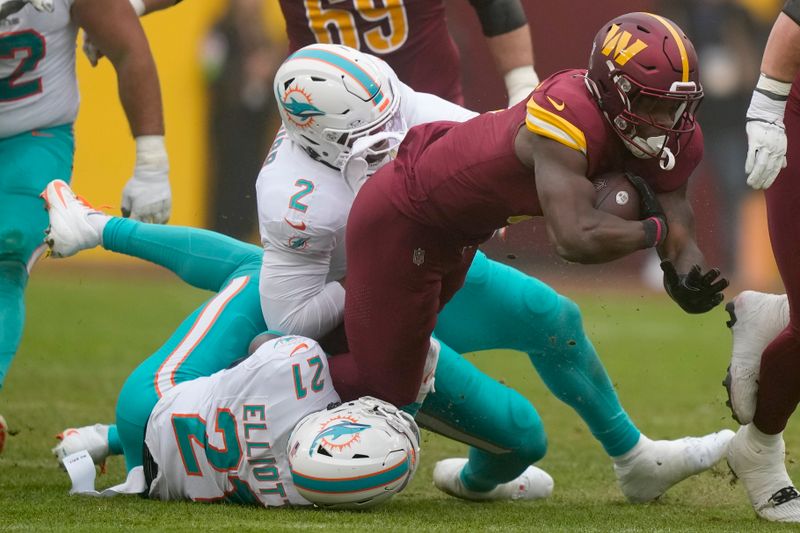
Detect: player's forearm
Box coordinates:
(114, 51, 164, 136)
(261, 282, 345, 339)
(405, 89, 478, 126)
(549, 213, 652, 264)
(761, 11, 800, 83)
(657, 222, 705, 275)
(655, 190, 705, 272)
(485, 25, 534, 76)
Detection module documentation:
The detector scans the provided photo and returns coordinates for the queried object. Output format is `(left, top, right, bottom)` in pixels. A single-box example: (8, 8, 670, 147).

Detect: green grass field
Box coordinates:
(2, 266, 797, 532)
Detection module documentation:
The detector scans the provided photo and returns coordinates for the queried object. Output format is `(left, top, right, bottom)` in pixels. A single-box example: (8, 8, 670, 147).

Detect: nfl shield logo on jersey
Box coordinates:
(412, 248, 425, 266)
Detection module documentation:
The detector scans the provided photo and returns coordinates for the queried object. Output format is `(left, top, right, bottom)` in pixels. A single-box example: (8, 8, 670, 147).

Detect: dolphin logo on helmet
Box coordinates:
(308, 420, 371, 455)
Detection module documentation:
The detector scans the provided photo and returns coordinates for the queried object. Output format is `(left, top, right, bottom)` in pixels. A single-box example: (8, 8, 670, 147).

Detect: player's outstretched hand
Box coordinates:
(661, 259, 729, 314)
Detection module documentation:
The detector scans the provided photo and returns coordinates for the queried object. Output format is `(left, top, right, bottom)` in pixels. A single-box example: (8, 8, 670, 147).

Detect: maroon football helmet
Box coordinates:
(585, 12, 703, 168)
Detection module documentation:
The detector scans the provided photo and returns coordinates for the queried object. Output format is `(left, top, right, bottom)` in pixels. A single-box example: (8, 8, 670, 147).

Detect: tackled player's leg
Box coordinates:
(435, 250, 733, 502)
(420, 341, 553, 501)
(45, 185, 265, 468)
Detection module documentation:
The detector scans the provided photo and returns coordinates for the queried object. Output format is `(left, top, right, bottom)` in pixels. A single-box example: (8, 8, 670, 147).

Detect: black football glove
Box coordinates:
(661, 259, 729, 314)
(625, 172, 668, 247)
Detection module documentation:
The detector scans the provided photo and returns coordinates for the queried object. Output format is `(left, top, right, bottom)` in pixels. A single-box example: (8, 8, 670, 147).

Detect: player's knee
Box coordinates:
(0, 226, 28, 263)
(493, 388, 547, 463)
(555, 295, 586, 338)
(0, 259, 27, 289)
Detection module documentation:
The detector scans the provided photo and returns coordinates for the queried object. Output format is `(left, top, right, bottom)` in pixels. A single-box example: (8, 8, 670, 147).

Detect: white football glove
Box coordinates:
(122, 136, 171, 224)
(745, 74, 792, 190)
(504, 65, 540, 107)
(745, 120, 787, 190)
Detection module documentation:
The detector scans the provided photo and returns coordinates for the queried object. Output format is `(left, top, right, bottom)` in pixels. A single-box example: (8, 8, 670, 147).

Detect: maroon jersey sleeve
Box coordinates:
(525, 69, 619, 176)
(278, 0, 463, 103)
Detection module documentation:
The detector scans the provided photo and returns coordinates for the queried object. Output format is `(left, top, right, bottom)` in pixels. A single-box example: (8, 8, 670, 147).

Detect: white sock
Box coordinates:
(87, 213, 111, 246)
(748, 424, 783, 450)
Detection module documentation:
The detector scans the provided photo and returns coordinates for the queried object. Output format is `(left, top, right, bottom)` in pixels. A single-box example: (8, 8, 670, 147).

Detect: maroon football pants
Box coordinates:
(755, 96, 800, 434)
(328, 172, 476, 406)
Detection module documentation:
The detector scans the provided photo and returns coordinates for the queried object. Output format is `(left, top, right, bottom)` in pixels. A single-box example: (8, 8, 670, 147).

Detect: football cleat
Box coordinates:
(52, 424, 111, 470)
(728, 425, 800, 522)
(0, 414, 7, 454)
(725, 291, 789, 424)
(41, 180, 106, 258)
(432, 457, 554, 502)
(614, 430, 735, 503)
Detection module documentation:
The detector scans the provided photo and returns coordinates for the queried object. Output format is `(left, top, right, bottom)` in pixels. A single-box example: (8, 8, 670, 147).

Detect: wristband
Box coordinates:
(642, 216, 666, 248)
(747, 74, 791, 124)
(504, 65, 539, 105)
(134, 135, 168, 174)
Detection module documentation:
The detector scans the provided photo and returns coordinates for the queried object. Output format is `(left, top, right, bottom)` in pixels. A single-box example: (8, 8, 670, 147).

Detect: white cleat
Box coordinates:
(728, 425, 800, 522)
(433, 457, 554, 502)
(723, 291, 789, 424)
(41, 179, 105, 258)
(614, 430, 735, 503)
(52, 423, 111, 469)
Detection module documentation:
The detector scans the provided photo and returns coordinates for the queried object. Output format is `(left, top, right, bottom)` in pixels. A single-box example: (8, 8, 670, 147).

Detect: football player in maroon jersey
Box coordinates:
(87, 0, 539, 106)
(723, 0, 800, 522)
(329, 11, 728, 417)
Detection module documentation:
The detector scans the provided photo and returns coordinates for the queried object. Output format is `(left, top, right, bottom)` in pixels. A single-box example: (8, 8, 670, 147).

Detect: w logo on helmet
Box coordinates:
(601, 24, 647, 66)
(281, 85, 325, 128)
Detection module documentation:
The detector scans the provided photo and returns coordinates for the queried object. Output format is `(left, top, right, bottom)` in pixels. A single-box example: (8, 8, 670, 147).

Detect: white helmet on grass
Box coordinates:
(287, 396, 420, 509)
(274, 43, 404, 174)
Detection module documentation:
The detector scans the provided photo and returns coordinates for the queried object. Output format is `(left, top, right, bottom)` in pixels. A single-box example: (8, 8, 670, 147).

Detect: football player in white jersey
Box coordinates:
(62, 332, 421, 508)
(0, 0, 171, 452)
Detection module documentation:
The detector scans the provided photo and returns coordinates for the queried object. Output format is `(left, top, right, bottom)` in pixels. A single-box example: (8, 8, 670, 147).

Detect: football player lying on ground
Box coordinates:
(61, 330, 423, 509)
(306, 13, 733, 490)
(49, 41, 730, 503)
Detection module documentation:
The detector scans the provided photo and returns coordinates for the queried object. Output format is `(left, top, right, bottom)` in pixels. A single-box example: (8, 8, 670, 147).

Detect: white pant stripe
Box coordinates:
(154, 275, 250, 398)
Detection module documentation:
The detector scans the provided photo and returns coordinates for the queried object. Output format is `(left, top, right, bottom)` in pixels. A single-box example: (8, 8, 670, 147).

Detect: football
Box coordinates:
(591, 171, 642, 221)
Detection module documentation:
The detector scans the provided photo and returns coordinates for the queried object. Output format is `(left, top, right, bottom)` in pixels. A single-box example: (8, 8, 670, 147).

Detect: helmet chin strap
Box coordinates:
(341, 131, 406, 194)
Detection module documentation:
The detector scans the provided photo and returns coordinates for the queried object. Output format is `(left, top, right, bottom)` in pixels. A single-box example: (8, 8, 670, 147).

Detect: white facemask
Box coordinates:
(624, 134, 676, 170)
(341, 131, 406, 194)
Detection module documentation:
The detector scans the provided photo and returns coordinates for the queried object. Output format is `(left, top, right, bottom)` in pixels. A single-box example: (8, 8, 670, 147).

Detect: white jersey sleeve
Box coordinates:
(376, 60, 478, 128)
(256, 129, 351, 339)
(145, 335, 341, 507)
(0, 0, 78, 138)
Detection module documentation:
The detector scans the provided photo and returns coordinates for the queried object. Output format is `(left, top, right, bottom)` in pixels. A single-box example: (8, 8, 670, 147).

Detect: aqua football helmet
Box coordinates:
(287, 396, 420, 509)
